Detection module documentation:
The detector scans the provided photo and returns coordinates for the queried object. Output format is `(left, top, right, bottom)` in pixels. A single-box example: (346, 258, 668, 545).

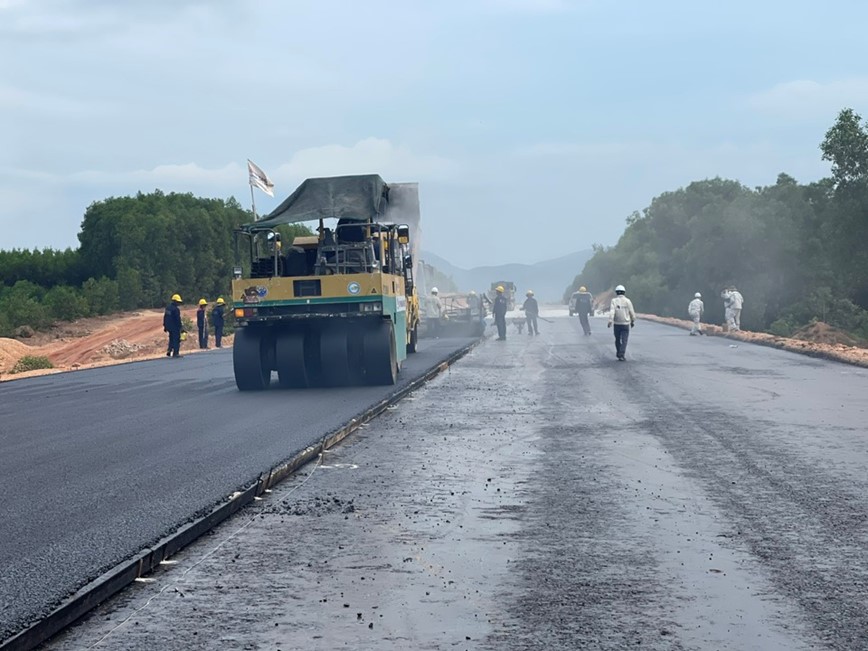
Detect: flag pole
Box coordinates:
(250, 182, 258, 221)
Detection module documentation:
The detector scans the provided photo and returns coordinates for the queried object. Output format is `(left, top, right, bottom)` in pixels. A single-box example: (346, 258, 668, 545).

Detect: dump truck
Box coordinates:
(230, 174, 421, 390)
(488, 281, 516, 311)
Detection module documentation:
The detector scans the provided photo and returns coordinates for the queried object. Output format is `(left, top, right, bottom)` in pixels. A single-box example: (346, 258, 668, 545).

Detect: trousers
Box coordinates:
(613, 323, 630, 358)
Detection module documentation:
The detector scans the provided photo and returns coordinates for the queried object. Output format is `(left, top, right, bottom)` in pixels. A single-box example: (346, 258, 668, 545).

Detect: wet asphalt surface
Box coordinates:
(0, 336, 476, 647)
(17, 316, 868, 650)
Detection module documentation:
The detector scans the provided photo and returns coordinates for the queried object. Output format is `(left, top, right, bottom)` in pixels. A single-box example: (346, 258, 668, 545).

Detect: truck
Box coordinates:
(230, 174, 421, 390)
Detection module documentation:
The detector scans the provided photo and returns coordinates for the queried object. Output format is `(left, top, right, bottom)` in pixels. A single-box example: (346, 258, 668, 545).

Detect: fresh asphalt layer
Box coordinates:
(0, 335, 476, 645)
(38, 314, 868, 651)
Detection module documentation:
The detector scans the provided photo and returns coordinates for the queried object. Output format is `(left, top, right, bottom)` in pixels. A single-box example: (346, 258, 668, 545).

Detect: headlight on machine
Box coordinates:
(359, 302, 382, 313)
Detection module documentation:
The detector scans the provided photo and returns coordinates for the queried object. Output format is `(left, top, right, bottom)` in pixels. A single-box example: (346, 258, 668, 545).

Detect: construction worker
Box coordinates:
(493, 285, 508, 340)
(607, 284, 635, 361)
(576, 286, 594, 336)
(429, 287, 443, 338)
(196, 299, 209, 349)
(688, 292, 704, 335)
(212, 297, 226, 348)
(163, 293, 183, 358)
(521, 289, 539, 336)
(728, 286, 743, 330)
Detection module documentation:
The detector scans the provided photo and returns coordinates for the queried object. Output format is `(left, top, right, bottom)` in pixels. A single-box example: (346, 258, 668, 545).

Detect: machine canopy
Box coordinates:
(244, 174, 389, 231)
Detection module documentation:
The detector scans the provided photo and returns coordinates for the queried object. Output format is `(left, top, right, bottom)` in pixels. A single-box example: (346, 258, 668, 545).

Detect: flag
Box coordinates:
(247, 159, 274, 197)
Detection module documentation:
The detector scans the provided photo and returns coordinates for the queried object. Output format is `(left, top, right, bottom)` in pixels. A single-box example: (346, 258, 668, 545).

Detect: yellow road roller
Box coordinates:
(231, 174, 421, 390)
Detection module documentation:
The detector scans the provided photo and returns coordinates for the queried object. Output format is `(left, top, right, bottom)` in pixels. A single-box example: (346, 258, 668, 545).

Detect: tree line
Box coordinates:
(0, 191, 309, 337)
(565, 108, 868, 340)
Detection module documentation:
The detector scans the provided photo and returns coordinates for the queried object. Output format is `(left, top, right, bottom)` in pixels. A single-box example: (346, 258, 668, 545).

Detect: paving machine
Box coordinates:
(231, 174, 421, 390)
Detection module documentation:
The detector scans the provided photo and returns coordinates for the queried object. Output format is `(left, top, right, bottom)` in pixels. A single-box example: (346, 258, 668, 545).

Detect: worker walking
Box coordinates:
(212, 297, 226, 348)
(728, 286, 743, 331)
(197, 299, 209, 349)
(576, 286, 594, 335)
(688, 292, 704, 335)
(163, 293, 183, 358)
(607, 284, 635, 361)
(493, 285, 508, 341)
(429, 287, 443, 338)
(521, 290, 540, 336)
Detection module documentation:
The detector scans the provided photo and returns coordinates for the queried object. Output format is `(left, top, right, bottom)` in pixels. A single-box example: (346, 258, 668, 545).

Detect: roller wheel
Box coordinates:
(233, 328, 271, 391)
(320, 324, 351, 387)
(407, 323, 418, 354)
(363, 320, 398, 386)
(276, 330, 308, 388)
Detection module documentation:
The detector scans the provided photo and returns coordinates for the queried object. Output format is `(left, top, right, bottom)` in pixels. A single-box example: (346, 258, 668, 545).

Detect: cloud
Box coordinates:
(0, 84, 114, 116)
(275, 138, 461, 185)
(747, 78, 868, 121)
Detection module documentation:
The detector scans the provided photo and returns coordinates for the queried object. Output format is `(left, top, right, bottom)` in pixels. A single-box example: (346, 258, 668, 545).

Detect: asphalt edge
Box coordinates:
(639, 314, 868, 369)
(0, 338, 481, 651)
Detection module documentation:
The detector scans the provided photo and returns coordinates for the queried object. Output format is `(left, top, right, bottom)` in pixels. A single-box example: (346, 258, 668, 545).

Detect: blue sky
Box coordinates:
(2, 0, 868, 268)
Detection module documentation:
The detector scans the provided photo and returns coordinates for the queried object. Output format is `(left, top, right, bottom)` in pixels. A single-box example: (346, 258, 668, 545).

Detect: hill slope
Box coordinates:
(421, 250, 593, 302)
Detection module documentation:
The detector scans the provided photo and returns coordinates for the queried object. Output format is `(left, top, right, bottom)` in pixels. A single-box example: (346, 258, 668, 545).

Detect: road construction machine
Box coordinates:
(230, 174, 421, 390)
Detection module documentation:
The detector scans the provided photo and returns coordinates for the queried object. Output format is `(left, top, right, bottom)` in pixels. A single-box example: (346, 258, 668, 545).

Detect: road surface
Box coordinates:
(21, 315, 868, 650)
(0, 336, 477, 647)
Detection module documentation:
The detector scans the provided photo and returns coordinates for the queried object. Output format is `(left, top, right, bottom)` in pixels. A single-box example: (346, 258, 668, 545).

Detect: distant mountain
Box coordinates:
(420, 250, 593, 303)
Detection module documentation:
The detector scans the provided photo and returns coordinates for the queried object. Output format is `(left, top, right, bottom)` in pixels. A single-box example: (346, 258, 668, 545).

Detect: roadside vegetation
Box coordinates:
(0, 192, 310, 337)
(566, 108, 868, 341)
(10, 355, 53, 374)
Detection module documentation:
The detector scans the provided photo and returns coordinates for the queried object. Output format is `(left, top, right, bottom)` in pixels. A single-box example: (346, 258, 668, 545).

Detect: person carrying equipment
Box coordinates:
(521, 290, 539, 336)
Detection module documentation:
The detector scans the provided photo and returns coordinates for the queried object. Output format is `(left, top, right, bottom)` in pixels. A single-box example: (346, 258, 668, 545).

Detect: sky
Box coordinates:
(3, 0, 868, 269)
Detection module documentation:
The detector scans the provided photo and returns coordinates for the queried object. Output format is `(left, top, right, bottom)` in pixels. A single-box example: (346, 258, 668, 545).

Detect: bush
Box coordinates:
(11, 355, 54, 373)
(81, 276, 119, 315)
(43, 285, 90, 322)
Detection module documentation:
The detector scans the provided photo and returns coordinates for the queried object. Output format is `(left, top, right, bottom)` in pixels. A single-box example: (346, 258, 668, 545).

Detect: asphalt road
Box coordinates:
(40, 314, 868, 651)
(0, 335, 477, 646)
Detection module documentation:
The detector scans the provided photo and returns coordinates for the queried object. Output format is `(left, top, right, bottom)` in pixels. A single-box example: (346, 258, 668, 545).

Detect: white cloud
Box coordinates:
(747, 78, 868, 121)
(275, 138, 461, 185)
(0, 84, 114, 116)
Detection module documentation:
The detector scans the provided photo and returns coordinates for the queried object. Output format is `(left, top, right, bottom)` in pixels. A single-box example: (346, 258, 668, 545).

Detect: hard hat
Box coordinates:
(469, 290, 476, 296)
(526, 290, 534, 296)
(171, 293, 182, 303)
(695, 292, 702, 298)
(431, 287, 439, 294)
(216, 297, 225, 305)
(198, 298, 207, 306)
(615, 285, 626, 293)
(496, 286, 504, 292)
(579, 286, 587, 292)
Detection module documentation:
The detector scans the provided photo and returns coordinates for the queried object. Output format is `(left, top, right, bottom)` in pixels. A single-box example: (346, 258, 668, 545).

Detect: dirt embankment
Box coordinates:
(0, 308, 231, 381)
(642, 314, 868, 368)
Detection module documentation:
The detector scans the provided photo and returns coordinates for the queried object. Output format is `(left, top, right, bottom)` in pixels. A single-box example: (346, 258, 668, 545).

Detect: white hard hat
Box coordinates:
(695, 292, 702, 298)
(431, 287, 438, 294)
(615, 285, 626, 293)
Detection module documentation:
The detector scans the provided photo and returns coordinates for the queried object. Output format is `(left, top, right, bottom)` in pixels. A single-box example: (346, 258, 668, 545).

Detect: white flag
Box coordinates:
(247, 159, 274, 197)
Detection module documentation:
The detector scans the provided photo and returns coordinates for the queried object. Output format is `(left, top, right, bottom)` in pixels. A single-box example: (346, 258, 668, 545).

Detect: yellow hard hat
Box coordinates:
(216, 297, 225, 305)
(198, 298, 207, 306)
(496, 286, 504, 292)
(579, 286, 587, 292)
(171, 293, 182, 303)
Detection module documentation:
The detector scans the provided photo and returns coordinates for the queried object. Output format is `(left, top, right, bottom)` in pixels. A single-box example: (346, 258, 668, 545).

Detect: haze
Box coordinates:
(2, 0, 867, 268)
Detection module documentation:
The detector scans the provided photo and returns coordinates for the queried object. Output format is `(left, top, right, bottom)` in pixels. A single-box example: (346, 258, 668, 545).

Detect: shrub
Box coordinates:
(11, 355, 54, 373)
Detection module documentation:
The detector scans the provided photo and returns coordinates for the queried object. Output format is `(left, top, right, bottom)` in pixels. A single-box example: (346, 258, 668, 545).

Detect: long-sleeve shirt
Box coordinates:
(729, 291, 743, 309)
(688, 298, 704, 317)
(522, 297, 539, 315)
(608, 295, 636, 326)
